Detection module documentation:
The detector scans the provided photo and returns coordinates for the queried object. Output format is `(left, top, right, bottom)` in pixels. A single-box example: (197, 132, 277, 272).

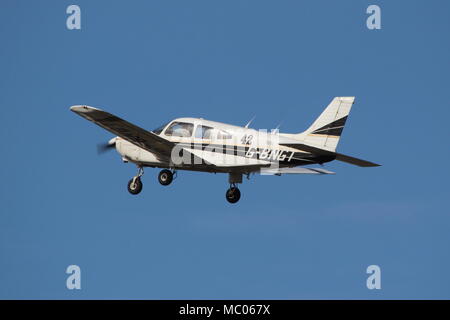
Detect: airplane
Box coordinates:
(70, 96, 380, 203)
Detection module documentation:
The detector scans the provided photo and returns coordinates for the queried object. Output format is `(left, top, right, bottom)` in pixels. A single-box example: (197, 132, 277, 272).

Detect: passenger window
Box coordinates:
(217, 130, 232, 140)
(165, 122, 194, 137)
(195, 125, 214, 139)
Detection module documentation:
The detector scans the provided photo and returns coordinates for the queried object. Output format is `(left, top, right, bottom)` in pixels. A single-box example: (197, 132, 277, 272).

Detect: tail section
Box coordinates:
(295, 97, 355, 152)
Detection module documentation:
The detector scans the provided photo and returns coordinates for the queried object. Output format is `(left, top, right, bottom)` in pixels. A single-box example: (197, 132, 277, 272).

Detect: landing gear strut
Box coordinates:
(226, 173, 243, 204)
(127, 167, 144, 195)
(158, 169, 174, 186)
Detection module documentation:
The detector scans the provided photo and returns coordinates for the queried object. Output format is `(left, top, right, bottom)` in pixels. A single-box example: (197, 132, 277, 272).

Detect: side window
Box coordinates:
(165, 122, 194, 137)
(217, 130, 232, 140)
(195, 125, 214, 139)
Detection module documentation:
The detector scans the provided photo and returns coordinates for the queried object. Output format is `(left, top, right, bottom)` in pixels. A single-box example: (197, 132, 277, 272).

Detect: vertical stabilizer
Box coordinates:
(295, 97, 355, 152)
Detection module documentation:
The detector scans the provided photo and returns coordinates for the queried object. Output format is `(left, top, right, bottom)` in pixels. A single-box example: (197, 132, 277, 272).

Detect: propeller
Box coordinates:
(97, 137, 117, 155)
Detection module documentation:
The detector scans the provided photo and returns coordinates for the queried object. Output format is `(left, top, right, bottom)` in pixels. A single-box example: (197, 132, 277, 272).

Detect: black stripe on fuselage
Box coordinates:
(175, 142, 334, 166)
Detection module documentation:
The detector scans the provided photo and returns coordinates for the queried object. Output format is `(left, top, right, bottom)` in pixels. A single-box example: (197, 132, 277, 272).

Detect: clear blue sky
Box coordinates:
(1, 0, 449, 299)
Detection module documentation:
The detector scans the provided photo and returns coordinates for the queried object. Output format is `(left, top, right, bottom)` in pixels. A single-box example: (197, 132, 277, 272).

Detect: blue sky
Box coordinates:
(0, 0, 449, 299)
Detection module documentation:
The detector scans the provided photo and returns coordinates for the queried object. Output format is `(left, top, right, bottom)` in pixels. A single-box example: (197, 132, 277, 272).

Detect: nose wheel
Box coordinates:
(226, 185, 241, 204)
(127, 177, 143, 195)
(127, 167, 144, 195)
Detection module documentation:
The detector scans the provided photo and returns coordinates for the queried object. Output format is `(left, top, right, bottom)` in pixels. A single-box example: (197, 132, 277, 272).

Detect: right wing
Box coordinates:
(70, 105, 174, 161)
(260, 167, 335, 175)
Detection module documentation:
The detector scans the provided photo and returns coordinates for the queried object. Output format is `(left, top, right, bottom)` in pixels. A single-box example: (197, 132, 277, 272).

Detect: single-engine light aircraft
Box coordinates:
(70, 97, 380, 203)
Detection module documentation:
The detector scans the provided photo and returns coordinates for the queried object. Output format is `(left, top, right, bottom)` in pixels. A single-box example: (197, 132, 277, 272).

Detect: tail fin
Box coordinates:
(295, 97, 355, 152)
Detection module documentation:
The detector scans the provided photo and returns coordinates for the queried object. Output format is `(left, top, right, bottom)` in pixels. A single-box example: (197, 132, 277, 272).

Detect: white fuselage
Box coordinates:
(114, 117, 309, 173)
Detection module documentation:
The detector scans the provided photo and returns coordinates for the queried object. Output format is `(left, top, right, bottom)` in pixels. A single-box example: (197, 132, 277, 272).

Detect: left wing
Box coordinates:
(70, 105, 174, 161)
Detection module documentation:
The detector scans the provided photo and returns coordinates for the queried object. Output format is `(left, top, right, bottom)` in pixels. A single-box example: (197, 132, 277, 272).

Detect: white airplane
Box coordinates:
(70, 97, 380, 203)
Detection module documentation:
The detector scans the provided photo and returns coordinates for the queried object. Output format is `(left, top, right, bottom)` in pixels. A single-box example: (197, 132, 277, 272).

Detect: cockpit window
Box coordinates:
(195, 125, 214, 139)
(217, 130, 232, 139)
(152, 122, 169, 135)
(165, 122, 194, 137)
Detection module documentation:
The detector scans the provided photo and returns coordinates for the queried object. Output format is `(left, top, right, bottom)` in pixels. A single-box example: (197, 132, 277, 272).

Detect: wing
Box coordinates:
(70, 105, 174, 161)
(260, 167, 335, 175)
(279, 138, 380, 167)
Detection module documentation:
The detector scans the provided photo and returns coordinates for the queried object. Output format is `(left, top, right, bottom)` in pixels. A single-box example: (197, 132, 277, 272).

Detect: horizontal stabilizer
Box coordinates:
(334, 153, 381, 167)
(260, 167, 335, 175)
(280, 142, 381, 167)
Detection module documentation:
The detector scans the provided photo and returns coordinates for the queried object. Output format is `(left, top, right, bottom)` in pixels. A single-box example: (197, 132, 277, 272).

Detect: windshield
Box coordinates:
(152, 122, 169, 135)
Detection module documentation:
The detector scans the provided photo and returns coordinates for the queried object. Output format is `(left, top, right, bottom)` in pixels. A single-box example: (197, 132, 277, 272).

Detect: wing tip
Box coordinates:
(70, 105, 101, 113)
(363, 162, 382, 167)
(336, 96, 355, 102)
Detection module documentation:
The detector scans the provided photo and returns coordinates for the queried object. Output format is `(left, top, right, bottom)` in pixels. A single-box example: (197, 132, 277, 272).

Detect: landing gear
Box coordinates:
(226, 173, 243, 203)
(158, 169, 174, 186)
(226, 185, 241, 204)
(127, 167, 144, 195)
(128, 177, 143, 194)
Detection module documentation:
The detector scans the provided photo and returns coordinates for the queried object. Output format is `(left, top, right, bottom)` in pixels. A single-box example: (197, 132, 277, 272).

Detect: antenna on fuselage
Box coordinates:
(244, 116, 256, 129)
(274, 121, 282, 130)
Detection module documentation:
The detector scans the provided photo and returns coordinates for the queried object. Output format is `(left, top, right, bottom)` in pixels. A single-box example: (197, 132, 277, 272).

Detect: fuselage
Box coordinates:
(115, 117, 334, 173)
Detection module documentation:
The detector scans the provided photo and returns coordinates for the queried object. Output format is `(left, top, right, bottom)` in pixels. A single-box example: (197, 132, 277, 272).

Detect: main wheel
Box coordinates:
(127, 177, 143, 195)
(225, 187, 241, 204)
(158, 169, 173, 186)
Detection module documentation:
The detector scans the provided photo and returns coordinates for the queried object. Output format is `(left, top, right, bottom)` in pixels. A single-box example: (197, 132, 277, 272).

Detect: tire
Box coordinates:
(158, 169, 173, 186)
(226, 187, 241, 204)
(127, 177, 143, 195)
